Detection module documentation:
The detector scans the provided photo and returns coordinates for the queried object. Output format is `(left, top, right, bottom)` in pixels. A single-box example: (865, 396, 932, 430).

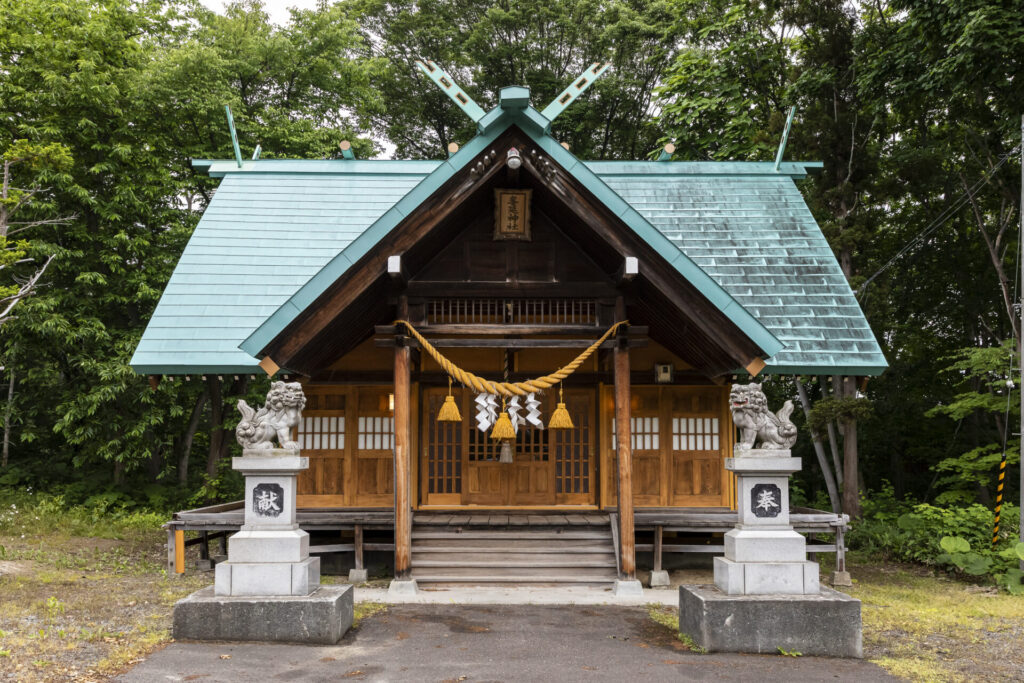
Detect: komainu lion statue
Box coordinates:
(729, 382, 797, 450)
(235, 381, 307, 450)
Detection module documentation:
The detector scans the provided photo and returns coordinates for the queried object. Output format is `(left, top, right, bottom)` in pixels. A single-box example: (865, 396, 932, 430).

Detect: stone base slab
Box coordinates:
(714, 556, 819, 595)
(678, 584, 862, 658)
(724, 528, 806, 563)
(173, 585, 352, 644)
(215, 556, 319, 596)
(649, 570, 670, 587)
(612, 579, 644, 597)
(388, 578, 419, 595)
(226, 529, 309, 563)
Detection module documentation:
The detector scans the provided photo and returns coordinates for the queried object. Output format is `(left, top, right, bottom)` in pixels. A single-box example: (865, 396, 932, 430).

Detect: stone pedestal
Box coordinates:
(678, 584, 862, 657)
(174, 585, 353, 644)
(713, 450, 818, 595)
(214, 450, 321, 596)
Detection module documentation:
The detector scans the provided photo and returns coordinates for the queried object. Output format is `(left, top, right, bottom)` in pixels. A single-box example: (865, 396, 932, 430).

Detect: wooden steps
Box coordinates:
(409, 520, 617, 586)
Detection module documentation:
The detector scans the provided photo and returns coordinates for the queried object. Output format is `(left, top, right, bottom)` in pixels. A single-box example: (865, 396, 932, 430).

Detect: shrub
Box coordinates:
(850, 484, 1023, 593)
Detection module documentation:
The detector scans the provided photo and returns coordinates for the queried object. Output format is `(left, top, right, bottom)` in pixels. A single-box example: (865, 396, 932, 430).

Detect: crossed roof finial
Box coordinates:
(414, 60, 612, 125)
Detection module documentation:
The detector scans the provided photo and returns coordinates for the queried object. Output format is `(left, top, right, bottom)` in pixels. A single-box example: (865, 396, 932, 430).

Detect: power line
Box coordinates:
(857, 144, 1021, 299)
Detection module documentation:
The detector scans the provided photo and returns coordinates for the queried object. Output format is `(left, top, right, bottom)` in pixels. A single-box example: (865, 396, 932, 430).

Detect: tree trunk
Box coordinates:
(841, 376, 861, 518)
(796, 377, 841, 513)
(2, 367, 13, 468)
(206, 377, 223, 479)
(817, 376, 844, 486)
(177, 387, 209, 486)
(113, 459, 125, 486)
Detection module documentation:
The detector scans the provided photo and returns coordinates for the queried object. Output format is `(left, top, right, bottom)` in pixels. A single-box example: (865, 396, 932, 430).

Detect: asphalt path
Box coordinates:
(119, 604, 897, 682)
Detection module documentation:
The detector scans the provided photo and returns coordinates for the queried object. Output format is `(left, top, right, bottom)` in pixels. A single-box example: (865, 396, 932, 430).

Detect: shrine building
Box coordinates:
(133, 64, 886, 587)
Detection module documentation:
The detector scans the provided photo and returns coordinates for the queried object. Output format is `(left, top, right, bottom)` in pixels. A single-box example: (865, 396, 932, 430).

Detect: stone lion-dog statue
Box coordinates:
(729, 382, 797, 450)
(235, 381, 307, 450)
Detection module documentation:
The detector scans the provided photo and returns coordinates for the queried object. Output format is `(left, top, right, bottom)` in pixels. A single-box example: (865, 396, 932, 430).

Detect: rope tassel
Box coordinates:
(548, 384, 574, 430)
(491, 409, 516, 441)
(437, 378, 462, 422)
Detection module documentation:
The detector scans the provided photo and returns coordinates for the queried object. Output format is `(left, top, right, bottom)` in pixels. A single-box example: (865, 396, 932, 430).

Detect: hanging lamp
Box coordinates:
(548, 383, 574, 430)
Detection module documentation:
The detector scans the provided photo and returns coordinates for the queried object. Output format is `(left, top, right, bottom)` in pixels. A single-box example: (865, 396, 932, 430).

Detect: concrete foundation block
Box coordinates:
(613, 579, 644, 597)
(714, 557, 819, 595)
(649, 570, 670, 588)
(226, 529, 309, 564)
(388, 578, 419, 595)
(173, 585, 352, 645)
(831, 570, 853, 587)
(215, 557, 320, 597)
(678, 584, 862, 658)
(724, 528, 806, 563)
(348, 568, 369, 583)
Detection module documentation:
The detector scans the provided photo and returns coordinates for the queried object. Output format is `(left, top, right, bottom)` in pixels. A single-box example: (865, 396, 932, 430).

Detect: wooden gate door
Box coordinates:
(421, 388, 596, 506)
(352, 388, 395, 506)
(668, 387, 729, 506)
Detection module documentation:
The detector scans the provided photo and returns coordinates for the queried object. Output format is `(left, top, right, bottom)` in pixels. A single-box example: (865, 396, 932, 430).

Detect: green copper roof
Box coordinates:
(131, 109, 885, 377)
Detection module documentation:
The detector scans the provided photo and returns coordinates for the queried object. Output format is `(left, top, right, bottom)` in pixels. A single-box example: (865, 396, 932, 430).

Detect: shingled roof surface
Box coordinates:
(131, 158, 886, 376)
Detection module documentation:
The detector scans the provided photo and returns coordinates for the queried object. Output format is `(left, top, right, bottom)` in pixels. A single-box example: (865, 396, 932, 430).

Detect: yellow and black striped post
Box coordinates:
(993, 452, 1008, 546)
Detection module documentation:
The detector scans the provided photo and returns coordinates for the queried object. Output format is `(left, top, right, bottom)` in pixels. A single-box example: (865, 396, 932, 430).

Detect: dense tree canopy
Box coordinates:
(0, 0, 1022, 518)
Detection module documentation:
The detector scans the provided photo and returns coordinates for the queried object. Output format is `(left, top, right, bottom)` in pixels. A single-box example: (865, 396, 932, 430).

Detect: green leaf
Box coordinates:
(939, 536, 971, 553)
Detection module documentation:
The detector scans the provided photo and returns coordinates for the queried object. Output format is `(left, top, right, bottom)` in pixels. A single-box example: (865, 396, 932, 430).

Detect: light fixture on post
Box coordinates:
(506, 147, 522, 170)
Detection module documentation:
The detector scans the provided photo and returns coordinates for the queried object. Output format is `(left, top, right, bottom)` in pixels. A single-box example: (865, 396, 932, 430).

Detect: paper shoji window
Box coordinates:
(358, 416, 394, 450)
(297, 416, 344, 451)
(672, 417, 720, 451)
(612, 416, 660, 450)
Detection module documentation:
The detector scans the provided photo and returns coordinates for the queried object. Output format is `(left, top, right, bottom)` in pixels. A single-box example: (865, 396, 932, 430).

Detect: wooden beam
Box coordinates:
(373, 337, 647, 349)
(393, 299, 412, 580)
(614, 301, 636, 580)
(375, 324, 648, 337)
(354, 524, 364, 570)
(654, 525, 663, 572)
(339, 139, 355, 160)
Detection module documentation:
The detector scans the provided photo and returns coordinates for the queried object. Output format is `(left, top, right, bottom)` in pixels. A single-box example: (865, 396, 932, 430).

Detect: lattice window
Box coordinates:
(357, 416, 394, 450)
(554, 399, 590, 494)
(672, 417, 720, 451)
(297, 415, 344, 451)
(427, 396, 461, 494)
(427, 298, 597, 326)
(467, 424, 545, 461)
(612, 416, 660, 450)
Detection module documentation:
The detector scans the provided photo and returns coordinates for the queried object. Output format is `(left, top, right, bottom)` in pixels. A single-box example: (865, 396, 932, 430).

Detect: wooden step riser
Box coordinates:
(411, 529, 610, 540)
(410, 567, 619, 580)
(409, 548, 610, 557)
(409, 540, 614, 548)
(407, 557, 614, 569)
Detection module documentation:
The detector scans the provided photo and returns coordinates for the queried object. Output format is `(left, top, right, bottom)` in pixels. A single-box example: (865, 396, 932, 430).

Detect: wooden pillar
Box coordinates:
(614, 299, 635, 580)
(653, 525, 663, 573)
(393, 304, 412, 580)
(354, 524, 364, 571)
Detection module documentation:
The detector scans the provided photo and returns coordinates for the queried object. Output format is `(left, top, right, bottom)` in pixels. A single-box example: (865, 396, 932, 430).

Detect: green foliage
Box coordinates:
(806, 396, 873, 438)
(850, 485, 1023, 593)
(353, 0, 676, 159)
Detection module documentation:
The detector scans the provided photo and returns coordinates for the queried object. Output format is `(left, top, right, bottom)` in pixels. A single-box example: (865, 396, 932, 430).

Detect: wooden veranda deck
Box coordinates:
(165, 503, 848, 578)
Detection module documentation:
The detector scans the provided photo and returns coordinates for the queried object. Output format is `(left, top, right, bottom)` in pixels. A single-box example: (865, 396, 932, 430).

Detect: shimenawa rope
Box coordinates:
(393, 319, 628, 397)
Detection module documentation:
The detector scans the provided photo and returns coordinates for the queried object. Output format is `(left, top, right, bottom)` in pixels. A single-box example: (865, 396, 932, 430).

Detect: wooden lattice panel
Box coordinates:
(553, 393, 593, 499)
(426, 394, 461, 495)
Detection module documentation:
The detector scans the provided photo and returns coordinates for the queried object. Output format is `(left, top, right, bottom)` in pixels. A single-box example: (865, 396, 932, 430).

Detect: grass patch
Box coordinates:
(646, 604, 706, 653)
(353, 601, 387, 628)
(846, 557, 1024, 682)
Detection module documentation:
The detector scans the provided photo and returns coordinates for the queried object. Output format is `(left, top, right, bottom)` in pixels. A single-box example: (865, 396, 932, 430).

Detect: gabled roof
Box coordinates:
(131, 100, 886, 377)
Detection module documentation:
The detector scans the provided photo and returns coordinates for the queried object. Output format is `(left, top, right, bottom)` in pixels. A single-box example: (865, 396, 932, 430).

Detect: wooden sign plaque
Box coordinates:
(493, 188, 532, 241)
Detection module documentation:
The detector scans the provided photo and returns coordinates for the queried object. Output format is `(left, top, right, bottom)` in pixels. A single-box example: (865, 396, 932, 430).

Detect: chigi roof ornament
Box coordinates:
(414, 59, 612, 124)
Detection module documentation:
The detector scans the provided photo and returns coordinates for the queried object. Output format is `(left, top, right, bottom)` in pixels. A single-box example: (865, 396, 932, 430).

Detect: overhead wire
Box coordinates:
(857, 144, 1022, 299)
